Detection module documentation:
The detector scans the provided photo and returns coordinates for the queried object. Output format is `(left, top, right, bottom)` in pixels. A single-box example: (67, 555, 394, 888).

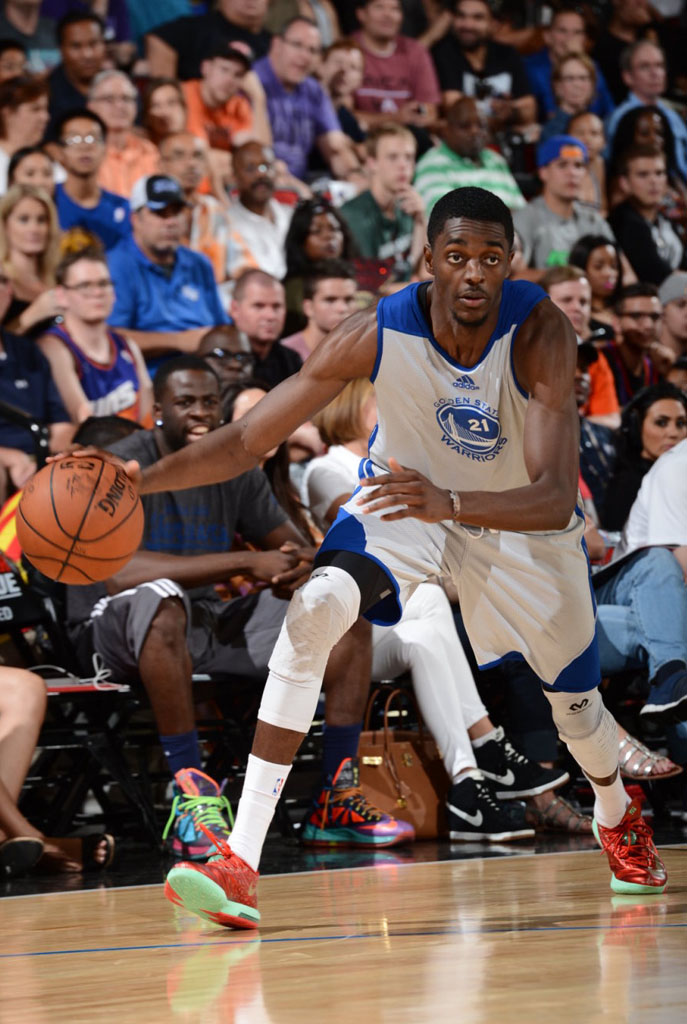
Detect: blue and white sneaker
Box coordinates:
(640, 667, 687, 725)
(162, 768, 234, 860)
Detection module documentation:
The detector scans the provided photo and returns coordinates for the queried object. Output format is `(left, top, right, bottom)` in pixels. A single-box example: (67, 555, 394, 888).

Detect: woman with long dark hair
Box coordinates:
(569, 234, 624, 337)
(282, 196, 356, 333)
(600, 381, 687, 530)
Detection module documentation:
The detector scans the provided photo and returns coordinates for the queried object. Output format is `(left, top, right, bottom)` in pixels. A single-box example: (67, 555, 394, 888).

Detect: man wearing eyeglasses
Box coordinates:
(53, 108, 131, 252)
(228, 141, 293, 280)
(601, 283, 663, 406)
(36, 246, 153, 427)
(107, 174, 230, 358)
(88, 68, 159, 199)
(254, 16, 361, 184)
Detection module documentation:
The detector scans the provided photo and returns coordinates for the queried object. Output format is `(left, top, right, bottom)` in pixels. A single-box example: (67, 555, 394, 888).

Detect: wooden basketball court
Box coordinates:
(2, 846, 685, 1023)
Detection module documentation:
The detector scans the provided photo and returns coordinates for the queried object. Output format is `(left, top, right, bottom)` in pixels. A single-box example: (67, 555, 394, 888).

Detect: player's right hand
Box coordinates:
(47, 446, 142, 491)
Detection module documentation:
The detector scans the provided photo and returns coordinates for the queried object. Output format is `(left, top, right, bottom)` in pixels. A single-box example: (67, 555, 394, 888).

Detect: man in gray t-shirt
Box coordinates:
(66, 358, 310, 860)
(513, 135, 614, 274)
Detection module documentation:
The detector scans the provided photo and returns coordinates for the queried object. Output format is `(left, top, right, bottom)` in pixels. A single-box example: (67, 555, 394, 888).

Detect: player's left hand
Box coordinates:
(356, 458, 453, 523)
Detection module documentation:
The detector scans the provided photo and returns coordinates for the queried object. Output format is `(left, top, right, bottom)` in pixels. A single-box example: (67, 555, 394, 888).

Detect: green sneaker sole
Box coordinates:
(591, 819, 666, 895)
(165, 866, 260, 929)
(300, 825, 407, 847)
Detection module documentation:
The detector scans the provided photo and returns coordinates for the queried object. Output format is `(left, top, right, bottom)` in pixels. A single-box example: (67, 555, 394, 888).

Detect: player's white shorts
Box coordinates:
(318, 496, 599, 692)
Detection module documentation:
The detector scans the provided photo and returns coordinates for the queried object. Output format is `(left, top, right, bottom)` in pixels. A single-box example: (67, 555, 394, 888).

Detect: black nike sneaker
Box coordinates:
(447, 770, 535, 842)
(473, 727, 569, 799)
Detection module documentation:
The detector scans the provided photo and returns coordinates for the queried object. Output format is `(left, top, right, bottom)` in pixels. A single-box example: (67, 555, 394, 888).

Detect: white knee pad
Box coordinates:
(258, 566, 361, 733)
(544, 687, 618, 780)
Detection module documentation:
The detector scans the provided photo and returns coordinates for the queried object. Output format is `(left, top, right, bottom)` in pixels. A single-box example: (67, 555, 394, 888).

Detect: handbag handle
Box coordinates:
(363, 686, 429, 745)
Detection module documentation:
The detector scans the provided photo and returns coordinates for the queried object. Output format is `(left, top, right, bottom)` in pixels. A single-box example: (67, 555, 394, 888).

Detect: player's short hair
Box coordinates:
(427, 187, 514, 249)
(540, 264, 587, 293)
(365, 121, 415, 158)
(153, 355, 219, 402)
(302, 259, 357, 301)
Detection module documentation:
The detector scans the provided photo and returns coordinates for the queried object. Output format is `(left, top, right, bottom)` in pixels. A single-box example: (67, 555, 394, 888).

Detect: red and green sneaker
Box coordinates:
(301, 757, 415, 848)
(592, 799, 667, 895)
(165, 828, 260, 930)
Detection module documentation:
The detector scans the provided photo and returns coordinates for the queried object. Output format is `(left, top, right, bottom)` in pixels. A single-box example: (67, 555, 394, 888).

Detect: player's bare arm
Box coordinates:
(357, 299, 580, 532)
(139, 308, 378, 495)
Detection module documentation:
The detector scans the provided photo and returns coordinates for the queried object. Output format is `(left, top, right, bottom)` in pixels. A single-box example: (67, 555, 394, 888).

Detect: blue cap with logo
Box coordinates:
(536, 134, 589, 168)
(130, 174, 190, 212)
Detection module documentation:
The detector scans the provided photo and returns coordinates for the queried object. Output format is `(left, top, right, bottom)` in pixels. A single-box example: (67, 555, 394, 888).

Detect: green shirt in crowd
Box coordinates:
(414, 141, 526, 217)
(339, 189, 415, 280)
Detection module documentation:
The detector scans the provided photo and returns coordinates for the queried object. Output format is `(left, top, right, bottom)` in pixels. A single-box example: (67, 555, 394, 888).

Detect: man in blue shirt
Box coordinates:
(107, 174, 230, 357)
(53, 107, 131, 251)
(605, 40, 687, 182)
(524, 6, 614, 123)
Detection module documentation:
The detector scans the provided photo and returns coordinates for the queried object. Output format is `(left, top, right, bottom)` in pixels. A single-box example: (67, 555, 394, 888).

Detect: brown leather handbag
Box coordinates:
(358, 687, 449, 839)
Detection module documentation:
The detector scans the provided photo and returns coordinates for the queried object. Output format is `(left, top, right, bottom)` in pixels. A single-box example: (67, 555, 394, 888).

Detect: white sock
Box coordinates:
(228, 754, 292, 872)
(590, 773, 630, 829)
(470, 726, 500, 750)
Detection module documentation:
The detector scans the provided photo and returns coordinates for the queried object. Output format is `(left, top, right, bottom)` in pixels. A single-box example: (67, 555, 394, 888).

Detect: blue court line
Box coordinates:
(2, 922, 686, 960)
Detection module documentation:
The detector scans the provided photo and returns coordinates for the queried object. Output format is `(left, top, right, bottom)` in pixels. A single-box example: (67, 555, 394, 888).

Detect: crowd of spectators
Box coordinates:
(1, 0, 687, 874)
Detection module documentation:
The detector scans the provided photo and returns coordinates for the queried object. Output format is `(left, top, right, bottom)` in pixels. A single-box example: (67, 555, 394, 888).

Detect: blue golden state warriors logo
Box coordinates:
(435, 397, 508, 462)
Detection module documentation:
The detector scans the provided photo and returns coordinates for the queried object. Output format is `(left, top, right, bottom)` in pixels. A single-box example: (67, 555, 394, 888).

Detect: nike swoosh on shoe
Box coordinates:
(480, 769, 515, 786)
(447, 804, 483, 827)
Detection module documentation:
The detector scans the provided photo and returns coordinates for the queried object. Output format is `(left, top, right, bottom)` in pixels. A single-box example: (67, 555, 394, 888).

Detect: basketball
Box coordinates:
(16, 456, 144, 584)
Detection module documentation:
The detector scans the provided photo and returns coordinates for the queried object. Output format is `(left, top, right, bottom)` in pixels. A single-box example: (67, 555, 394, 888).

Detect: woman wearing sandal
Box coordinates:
(0, 665, 115, 877)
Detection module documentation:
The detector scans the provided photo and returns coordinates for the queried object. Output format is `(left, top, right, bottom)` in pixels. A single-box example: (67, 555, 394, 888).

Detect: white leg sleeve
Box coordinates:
(543, 687, 619, 779)
(258, 566, 361, 734)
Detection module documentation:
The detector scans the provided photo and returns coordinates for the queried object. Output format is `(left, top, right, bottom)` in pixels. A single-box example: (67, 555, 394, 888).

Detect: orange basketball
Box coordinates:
(16, 456, 144, 584)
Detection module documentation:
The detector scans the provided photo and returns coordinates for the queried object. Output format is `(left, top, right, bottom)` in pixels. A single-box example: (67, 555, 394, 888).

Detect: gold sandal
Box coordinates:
(525, 794, 593, 833)
(618, 734, 683, 780)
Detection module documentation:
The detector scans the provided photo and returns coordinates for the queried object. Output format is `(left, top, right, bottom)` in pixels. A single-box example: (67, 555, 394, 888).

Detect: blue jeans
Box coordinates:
(594, 547, 687, 679)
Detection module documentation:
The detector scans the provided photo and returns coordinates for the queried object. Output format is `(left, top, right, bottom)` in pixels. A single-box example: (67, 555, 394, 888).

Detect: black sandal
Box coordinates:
(40, 832, 116, 873)
(0, 837, 45, 877)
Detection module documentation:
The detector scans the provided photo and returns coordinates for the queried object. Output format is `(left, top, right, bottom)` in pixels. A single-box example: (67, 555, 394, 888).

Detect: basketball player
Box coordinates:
(121, 188, 667, 927)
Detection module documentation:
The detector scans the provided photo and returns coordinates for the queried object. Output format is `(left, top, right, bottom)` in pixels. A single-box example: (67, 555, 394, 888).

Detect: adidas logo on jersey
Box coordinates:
(452, 374, 479, 391)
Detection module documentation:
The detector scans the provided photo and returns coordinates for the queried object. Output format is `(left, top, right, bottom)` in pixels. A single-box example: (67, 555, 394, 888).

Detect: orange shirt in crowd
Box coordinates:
(97, 133, 160, 198)
(587, 351, 620, 418)
(182, 79, 253, 152)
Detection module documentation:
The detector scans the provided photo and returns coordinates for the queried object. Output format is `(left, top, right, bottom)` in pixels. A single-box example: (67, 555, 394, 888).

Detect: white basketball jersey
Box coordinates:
(367, 279, 548, 497)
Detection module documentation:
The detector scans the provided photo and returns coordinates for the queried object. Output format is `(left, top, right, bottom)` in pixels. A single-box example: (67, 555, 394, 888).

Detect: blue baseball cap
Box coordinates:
(536, 134, 588, 168)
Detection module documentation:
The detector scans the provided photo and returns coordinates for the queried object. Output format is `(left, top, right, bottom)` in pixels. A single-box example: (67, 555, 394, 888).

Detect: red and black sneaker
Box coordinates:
(300, 757, 415, 848)
(592, 799, 667, 895)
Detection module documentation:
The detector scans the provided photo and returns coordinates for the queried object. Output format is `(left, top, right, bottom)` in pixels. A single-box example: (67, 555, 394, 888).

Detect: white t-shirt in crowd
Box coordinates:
(227, 197, 293, 280)
(301, 444, 360, 532)
(616, 438, 687, 558)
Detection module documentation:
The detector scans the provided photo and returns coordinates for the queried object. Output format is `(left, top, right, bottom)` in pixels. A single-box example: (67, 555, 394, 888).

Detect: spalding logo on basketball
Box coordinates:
(436, 403, 502, 456)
